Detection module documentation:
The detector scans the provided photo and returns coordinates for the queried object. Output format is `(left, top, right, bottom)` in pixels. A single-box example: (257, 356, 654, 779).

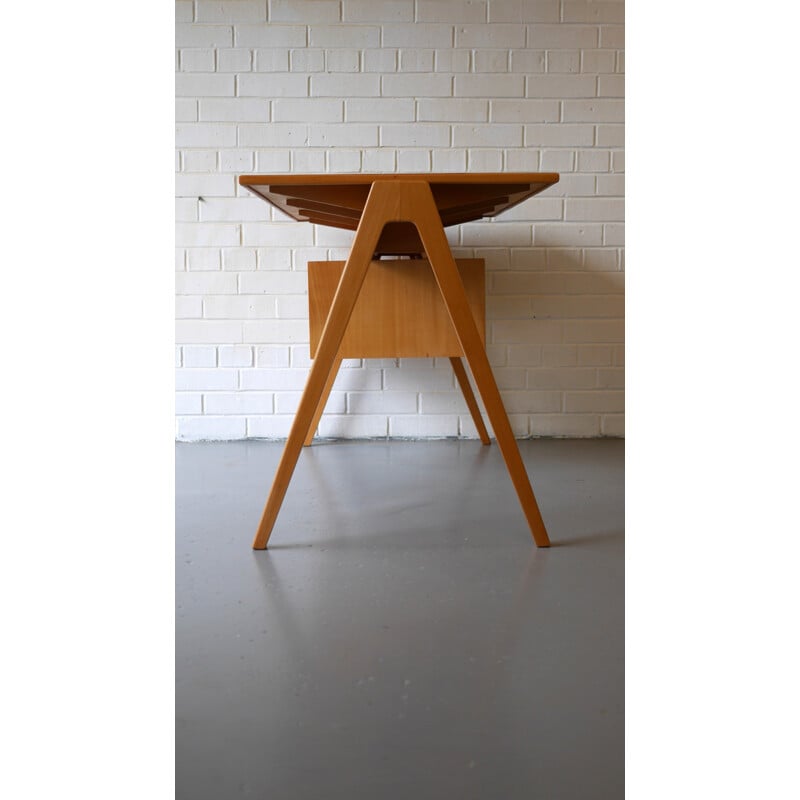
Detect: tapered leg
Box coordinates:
(304, 355, 343, 446)
(450, 357, 490, 445)
(253, 179, 549, 549)
(412, 186, 550, 546)
(252, 184, 392, 549)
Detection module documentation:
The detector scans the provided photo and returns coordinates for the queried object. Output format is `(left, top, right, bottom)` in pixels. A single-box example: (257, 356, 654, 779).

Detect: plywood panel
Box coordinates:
(308, 259, 485, 358)
(239, 173, 560, 237)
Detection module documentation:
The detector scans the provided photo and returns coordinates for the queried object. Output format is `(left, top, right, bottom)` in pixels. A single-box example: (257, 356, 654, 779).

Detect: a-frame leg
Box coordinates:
(450, 357, 490, 445)
(252, 184, 392, 549)
(304, 354, 343, 446)
(410, 185, 550, 547)
(253, 179, 549, 548)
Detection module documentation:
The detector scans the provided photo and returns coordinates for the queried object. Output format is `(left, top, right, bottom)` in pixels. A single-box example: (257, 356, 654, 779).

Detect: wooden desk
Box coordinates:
(239, 173, 560, 549)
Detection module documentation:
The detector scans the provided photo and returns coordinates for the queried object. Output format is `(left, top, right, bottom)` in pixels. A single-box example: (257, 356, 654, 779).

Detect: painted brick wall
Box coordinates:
(175, 0, 624, 441)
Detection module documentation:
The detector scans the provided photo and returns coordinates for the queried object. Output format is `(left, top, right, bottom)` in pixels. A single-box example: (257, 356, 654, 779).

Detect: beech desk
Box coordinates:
(239, 173, 560, 549)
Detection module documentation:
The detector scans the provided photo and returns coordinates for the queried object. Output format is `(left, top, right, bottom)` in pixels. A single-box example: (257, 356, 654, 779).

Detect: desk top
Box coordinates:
(238, 172, 559, 230)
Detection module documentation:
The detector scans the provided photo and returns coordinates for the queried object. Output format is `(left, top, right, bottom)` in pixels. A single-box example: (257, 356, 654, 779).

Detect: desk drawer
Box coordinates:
(308, 258, 485, 359)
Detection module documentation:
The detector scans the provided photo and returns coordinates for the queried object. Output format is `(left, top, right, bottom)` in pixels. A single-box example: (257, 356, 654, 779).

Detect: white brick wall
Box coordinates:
(175, 0, 624, 441)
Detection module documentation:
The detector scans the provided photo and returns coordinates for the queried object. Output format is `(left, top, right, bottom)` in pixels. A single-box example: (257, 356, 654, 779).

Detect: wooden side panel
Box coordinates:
(308, 259, 485, 359)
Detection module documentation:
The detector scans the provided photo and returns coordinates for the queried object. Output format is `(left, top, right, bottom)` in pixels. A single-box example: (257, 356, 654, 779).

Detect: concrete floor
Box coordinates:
(176, 439, 624, 800)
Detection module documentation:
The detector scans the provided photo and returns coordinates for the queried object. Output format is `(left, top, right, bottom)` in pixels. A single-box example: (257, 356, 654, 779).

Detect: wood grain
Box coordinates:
(239, 173, 560, 251)
(450, 357, 490, 445)
(248, 176, 554, 549)
(303, 354, 342, 447)
(410, 183, 551, 547)
(251, 183, 393, 549)
(308, 259, 485, 359)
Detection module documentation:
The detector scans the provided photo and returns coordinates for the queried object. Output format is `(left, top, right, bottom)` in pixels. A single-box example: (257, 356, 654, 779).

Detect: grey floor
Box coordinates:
(176, 439, 624, 800)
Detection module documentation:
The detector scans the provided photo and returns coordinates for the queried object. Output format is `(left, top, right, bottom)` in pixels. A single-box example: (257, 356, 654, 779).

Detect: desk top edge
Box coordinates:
(238, 172, 560, 187)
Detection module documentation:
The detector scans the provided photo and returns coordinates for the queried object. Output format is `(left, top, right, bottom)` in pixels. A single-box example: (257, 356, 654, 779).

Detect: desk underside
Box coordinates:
(239, 173, 560, 231)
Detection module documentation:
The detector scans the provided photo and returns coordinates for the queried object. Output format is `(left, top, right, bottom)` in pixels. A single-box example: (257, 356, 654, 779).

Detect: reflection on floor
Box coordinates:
(176, 439, 624, 800)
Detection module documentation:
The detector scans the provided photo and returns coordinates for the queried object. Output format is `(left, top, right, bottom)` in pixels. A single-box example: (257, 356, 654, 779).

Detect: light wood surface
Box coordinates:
(239, 173, 560, 256)
(407, 183, 550, 547)
(305, 255, 486, 445)
(450, 357, 491, 445)
(308, 259, 485, 359)
(247, 177, 553, 549)
(252, 181, 401, 548)
(303, 354, 342, 447)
